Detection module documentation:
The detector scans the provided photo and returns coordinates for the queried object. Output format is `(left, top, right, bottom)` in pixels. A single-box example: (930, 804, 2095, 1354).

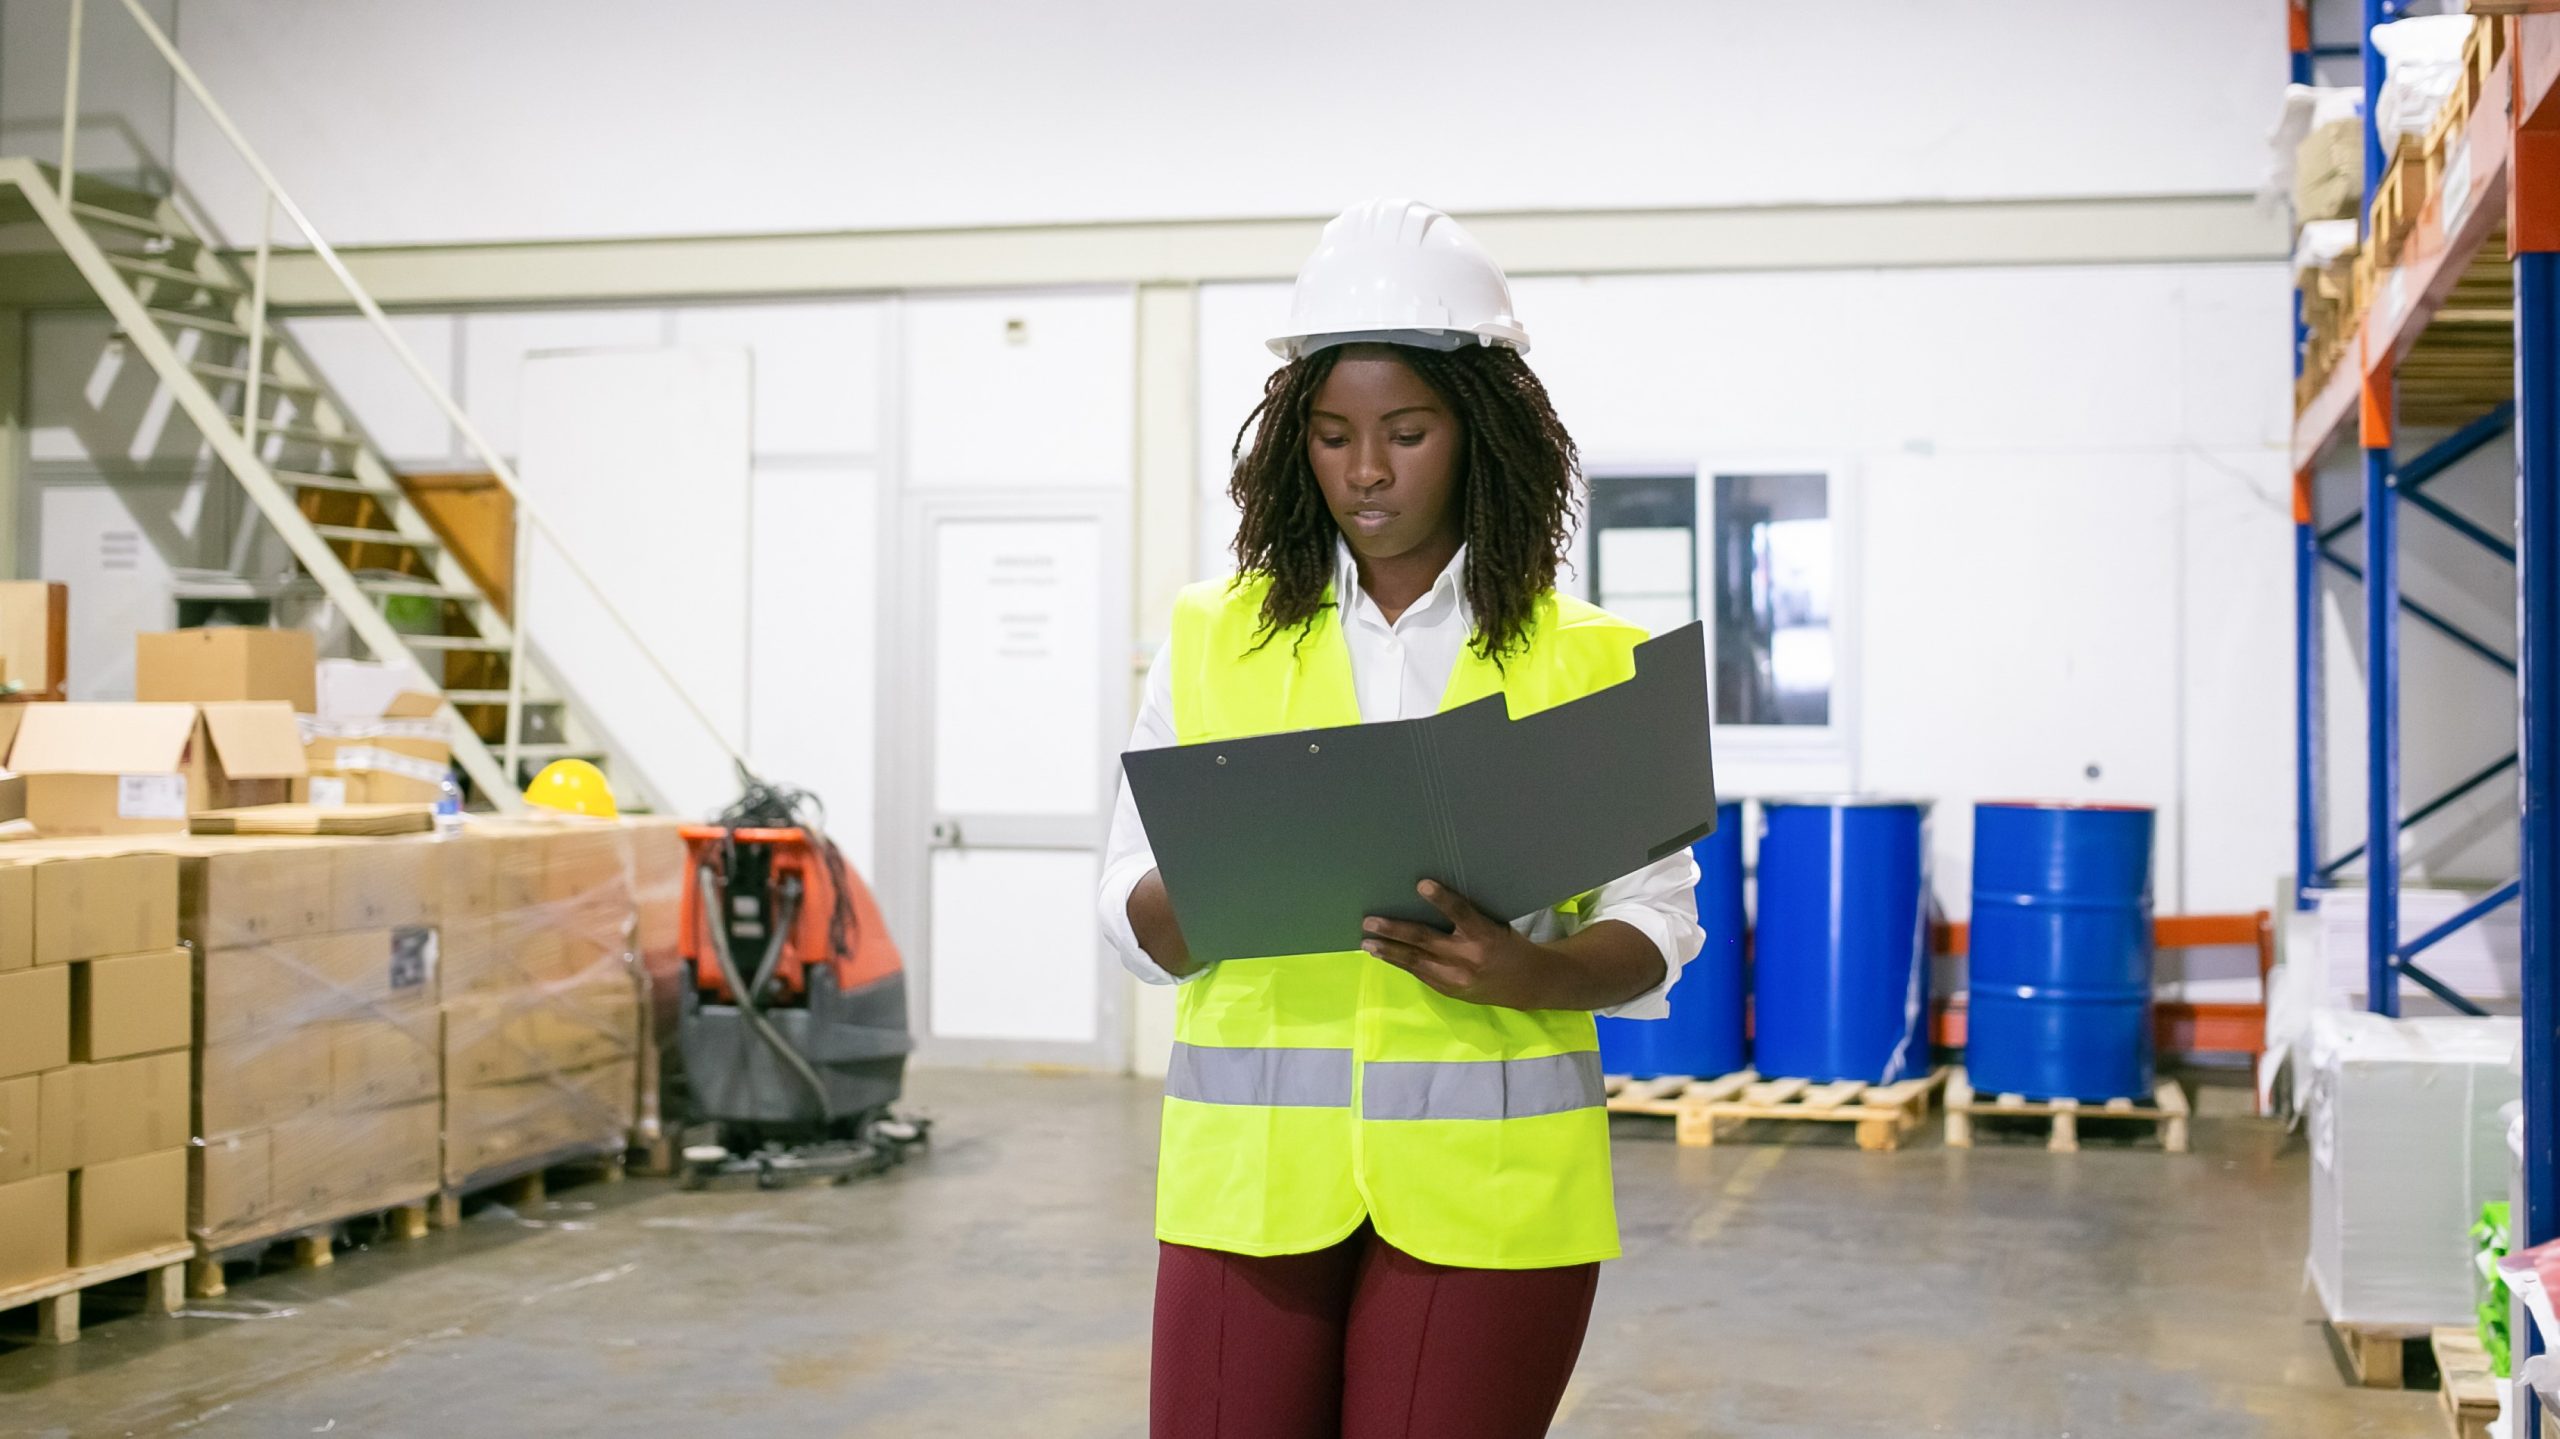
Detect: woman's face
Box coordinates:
(1306, 346, 1464, 564)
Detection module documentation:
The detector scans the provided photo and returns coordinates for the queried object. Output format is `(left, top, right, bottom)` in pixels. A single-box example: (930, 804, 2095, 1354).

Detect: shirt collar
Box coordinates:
(1335, 539, 1471, 632)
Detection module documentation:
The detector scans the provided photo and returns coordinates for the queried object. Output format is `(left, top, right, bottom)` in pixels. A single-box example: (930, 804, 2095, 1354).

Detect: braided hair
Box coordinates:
(1227, 343, 1581, 661)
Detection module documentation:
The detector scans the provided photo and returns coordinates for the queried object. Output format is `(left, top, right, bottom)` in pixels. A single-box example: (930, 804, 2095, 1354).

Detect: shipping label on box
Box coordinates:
(0, 967, 69, 1080)
(0, 1073, 38, 1185)
(71, 1147, 186, 1267)
(198, 1030, 331, 1138)
(0, 1172, 68, 1290)
(191, 1129, 273, 1241)
(35, 853, 178, 964)
(74, 947, 191, 1061)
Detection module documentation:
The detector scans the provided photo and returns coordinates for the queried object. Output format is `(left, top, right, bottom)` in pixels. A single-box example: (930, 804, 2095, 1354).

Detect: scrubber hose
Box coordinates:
(698, 865, 835, 1125)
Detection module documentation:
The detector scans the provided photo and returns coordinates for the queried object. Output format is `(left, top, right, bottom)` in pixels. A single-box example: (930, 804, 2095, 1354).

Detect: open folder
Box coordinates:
(1121, 621, 1719, 964)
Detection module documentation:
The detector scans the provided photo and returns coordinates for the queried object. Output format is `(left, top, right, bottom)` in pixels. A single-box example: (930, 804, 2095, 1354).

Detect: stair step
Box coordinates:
(274, 469, 386, 496)
(190, 363, 323, 396)
(146, 308, 251, 339)
(355, 576, 471, 601)
(400, 634, 507, 653)
(443, 689, 542, 706)
(314, 524, 437, 550)
(253, 420, 362, 449)
(69, 201, 188, 238)
(105, 254, 240, 293)
(503, 743, 607, 765)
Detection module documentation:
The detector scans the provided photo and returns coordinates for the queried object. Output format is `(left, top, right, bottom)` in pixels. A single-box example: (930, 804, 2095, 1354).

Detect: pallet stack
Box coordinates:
(0, 850, 192, 1341)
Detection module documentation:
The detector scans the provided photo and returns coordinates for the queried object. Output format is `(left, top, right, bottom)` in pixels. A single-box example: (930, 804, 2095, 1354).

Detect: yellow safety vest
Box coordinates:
(1156, 572, 1644, 1269)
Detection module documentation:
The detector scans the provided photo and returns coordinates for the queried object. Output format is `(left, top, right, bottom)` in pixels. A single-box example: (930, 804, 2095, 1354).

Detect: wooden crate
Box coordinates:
(1605, 1068, 1947, 1151)
(190, 1195, 435, 1299)
(1943, 1067, 2191, 1153)
(2436, 1326, 2499, 1438)
(2323, 1320, 2431, 1389)
(0, 1245, 189, 1345)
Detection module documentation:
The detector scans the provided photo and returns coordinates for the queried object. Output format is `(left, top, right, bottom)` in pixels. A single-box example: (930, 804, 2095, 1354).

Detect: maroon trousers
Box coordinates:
(1150, 1225, 1599, 1439)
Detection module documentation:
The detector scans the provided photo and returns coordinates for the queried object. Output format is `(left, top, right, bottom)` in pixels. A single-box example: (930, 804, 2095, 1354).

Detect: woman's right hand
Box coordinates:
(1127, 869, 1205, 978)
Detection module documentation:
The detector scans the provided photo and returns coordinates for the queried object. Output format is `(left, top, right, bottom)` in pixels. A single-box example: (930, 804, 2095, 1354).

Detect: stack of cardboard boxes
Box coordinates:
(185, 839, 444, 1251)
(0, 851, 190, 1291)
(303, 658, 455, 807)
(438, 824, 641, 1185)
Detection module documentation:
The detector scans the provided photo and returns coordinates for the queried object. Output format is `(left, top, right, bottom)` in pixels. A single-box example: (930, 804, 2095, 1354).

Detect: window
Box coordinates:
(1581, 462, 1853, 789)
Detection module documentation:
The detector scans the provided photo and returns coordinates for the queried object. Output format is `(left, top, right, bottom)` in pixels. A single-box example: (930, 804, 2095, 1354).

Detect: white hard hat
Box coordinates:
(1267, 199, 1530, 361)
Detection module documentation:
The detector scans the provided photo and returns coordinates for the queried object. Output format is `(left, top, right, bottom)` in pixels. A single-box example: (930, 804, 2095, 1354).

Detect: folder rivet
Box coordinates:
(1309, 744, 1320, 754)
(1216, 755, 1226, 765)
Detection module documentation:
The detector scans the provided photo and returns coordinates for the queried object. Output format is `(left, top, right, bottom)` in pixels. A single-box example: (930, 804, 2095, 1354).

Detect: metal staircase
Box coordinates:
(0, 0, 746, 812)
(4, 157, 641, 810)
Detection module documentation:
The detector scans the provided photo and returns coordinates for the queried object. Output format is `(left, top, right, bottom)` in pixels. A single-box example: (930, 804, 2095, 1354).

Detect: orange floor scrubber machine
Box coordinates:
(676, 777, 927, 1188)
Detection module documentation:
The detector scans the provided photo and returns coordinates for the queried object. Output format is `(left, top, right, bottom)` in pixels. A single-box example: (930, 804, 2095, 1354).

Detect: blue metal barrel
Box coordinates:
(1965, 802, 2155, 1102)
(1752, 798, 1932, 1084)
(1597, 801, 1745, 1079)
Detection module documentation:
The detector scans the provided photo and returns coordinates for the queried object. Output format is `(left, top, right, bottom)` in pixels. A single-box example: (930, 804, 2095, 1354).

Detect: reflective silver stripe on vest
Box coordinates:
(1360, 1051, 1606, 1122)
(1164, 1043, 1354, 1108)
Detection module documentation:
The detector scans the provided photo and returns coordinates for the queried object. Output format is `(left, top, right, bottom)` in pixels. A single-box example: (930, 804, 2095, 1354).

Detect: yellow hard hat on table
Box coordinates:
(524, 758, 617, 819)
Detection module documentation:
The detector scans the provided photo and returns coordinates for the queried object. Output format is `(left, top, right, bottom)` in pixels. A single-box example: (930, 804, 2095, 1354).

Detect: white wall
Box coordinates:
(119, 0, 2281, 248)
(1198, 262, 2296, 918)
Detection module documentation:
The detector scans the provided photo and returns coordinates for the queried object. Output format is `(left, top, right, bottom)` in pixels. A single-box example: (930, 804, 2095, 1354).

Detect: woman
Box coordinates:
(1099, 198, 1705, 1439)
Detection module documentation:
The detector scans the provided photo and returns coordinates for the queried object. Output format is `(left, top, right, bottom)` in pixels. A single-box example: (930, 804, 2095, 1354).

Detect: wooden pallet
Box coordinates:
(2436, 1326, 2499, 1438)
(1604, 1068, 1947, 1151)
(0, 1244, 190, 1345)
(190, 1195, 435, 1299)
(2326, 1320, 2432, 1390)
(2373, 135, 2439, 267)
(1943, 1068, 2190, 1153)
(430, 1143, 626, 1230)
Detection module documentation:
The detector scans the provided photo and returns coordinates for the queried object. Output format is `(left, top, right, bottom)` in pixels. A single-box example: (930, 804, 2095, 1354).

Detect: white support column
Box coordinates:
(1126, 281, 1198, 1079)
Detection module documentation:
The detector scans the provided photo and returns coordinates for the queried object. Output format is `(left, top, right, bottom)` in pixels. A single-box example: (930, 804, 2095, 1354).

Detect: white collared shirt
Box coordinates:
(1096, 543, 1703, 1019)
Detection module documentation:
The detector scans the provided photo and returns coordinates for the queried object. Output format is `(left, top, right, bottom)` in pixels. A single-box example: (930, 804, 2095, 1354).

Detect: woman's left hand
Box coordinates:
(1361, 881, 1553, 1010)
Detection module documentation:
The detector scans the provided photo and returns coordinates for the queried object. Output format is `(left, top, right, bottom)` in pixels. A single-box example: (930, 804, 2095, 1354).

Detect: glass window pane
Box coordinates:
(1587, 475, 1696, 636)
(1712, 472, 1830, 727)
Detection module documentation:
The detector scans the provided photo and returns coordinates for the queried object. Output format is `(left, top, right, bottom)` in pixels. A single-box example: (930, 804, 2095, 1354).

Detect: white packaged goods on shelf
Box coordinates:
(2271, 84, 2367, 216)
(2296, 219, 2361, 272)
(2313, 886, 2521, 1007)
(2374, 15, 2476, 139)
(2308, 1011, 2518, 1328)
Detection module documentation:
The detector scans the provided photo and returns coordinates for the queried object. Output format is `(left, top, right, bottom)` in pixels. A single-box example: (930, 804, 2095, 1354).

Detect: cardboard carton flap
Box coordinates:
(199, 702, 311, 780)
(9, 703, 196, 774)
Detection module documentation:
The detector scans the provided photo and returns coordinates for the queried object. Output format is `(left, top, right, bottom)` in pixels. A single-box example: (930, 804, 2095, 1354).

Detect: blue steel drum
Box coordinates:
(1596, 801, 1745, 1079)
(1966, 802, 2155, 1102)
(1752, 798, 1932, 1084)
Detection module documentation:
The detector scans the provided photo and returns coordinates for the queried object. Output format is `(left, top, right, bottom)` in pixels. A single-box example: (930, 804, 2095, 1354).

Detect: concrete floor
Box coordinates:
(0, 1070, 2439, 1439)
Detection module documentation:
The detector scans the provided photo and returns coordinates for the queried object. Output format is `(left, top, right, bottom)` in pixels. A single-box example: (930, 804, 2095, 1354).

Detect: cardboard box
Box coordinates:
(0, 1073, 40, 1185)
(442, 976, 638, 1090)
(332, 838, 439, 932)
(191, 1129, 273, 1242)
(442, 1061, 634, 1186)
(198, 1030, 331, 1137)
(8, 703, 306, 835)
(443, 924, 568, 995)
(35, 852, 179, 964)
(10, 704, 197, 836)
(440, 832, 498, 921)
(328, 1003, 441, 1111)
(0, 768, 24, 827)
(303, 717, 451, 807)
(273, 1100, 438, 1218)
(0, 1172, 68, 1290)
(0, 582, 68, 698)
(182, 843, 332, 948)
(73, 948, 191, 1062)
(48, 1051, 190, 1171)
(200, 929, 433, 1046)
(0, 863, 29, 972)
(0, 966, 70, 1080)
(70, 1147, 185, 1267)
(137, 628, 317, 714)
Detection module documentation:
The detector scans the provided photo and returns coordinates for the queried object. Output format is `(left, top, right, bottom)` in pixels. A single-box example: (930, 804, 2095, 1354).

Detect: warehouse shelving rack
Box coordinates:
(2286, 0, 2560, 1403)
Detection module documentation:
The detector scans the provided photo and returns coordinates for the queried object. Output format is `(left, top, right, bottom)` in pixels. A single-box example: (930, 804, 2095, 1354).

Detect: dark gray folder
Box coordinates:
(1121, 622, 1719, 963)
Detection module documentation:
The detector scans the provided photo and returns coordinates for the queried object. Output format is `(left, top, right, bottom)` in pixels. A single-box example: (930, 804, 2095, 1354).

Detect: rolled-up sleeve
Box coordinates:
(1098, 640, 1206, 987)
(1579, 846, 1705, 1020)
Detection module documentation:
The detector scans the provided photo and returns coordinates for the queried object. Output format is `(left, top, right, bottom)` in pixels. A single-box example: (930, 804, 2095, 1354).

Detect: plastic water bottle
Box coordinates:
(435, 771, 465, 832)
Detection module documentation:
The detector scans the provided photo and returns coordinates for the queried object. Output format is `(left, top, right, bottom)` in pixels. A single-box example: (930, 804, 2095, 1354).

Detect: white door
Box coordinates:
(894, 492, 1128, 1067)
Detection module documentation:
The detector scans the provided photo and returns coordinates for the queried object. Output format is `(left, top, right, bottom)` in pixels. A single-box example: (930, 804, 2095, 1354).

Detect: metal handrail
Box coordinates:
(67, 0, 748, 789)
